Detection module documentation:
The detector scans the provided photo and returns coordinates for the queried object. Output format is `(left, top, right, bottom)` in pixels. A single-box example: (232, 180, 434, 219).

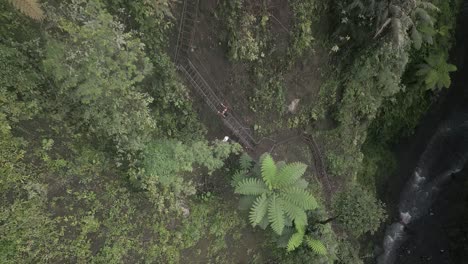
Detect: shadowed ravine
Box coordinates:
(376, 2, 468, 262)
(377, 118, 468, 264)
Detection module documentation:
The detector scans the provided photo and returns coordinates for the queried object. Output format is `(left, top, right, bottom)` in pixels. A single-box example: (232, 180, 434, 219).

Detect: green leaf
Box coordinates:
(287, 230, 305, 252)
(305, 237, 327, 255)
(261, 154, 277, 189)
(249, 194, 268, 226)
(276, 162, 307, 187)
(282, 187, 317, 210)
(235, 178, 269, 195)
(268, 194, 285, 235)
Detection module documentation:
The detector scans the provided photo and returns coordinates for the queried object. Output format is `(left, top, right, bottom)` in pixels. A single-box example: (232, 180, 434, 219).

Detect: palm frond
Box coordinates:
(261, 154, 277, 189)
(305, 237, 327, 255)
(268, 194, 285, 235)
(249, 194, 269, 226)
(276, 162, 307, 187)
(8, 0, 45, 21)
(282, 187, 317, 210)
(235, 178, 269, 195)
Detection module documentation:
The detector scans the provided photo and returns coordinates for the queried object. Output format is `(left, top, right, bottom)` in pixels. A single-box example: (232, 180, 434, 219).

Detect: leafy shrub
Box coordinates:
(332, 185, 386, 237)
(416, 53, 457, 90)
(289, 0, 318, 58)
(220, 0, 265, 62)
(43, 0, 155, 154)
(233, 153, 317, 236)
(138, 139, 241, 194)
(7, 0, 44, 21)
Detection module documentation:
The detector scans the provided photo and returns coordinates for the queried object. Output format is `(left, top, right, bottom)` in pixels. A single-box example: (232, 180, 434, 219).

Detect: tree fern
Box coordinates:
(8, 0, 45, 21)
(261, 154, 277, 189)
(282, 187, 318, 210)
(305, 237, 327, 255)
(268, 194, 285, 235)
(232, 152, 319, 246)
(276, 162, 307, 187)
(235, 178, 268, 195)
(249, 194, 268, 226)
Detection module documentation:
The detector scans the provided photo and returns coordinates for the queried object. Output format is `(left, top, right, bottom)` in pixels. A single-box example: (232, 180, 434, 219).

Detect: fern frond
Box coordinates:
(249, 194, 268, 226)
(231, 170, 247, 187)
(239, 153, 253, 170)
(281, 199, 308, 228)
(287, 230, 305, 252)
(261, 154, 277, 189)
(268, 194, 285, 235)
(276, 162, 307, 187)
(282, 187, 317, 210)
(305, 237, 327, 255)
(8, 0, 45, 21)
(235, 178, 269, 195)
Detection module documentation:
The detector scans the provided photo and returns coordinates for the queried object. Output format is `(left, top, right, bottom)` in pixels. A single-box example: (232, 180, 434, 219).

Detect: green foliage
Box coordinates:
(361, 0, 460, 194)
(0, 42, 42, 124)
(139, 139, 241, 194)
(305, 237, 328, 255)
(358, 142, 397, 192)
(274, 220, 338, 263)
(219, 0, 265, 62)
(44, 1, 155, 155)
(335, 240, 364, 264)
(416, 53, 457, 90)
(332, 185, 386, 237)
(287, 230, 305, 252)
(239, 153, 254, 171)
(234, 153, 317, 237)
(7, 0, 44, 21)
(268, 194, 286, 235)
(249, 194, 268, 225)
(289, 0, 318, 58)
(236, 178, 269, 196)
